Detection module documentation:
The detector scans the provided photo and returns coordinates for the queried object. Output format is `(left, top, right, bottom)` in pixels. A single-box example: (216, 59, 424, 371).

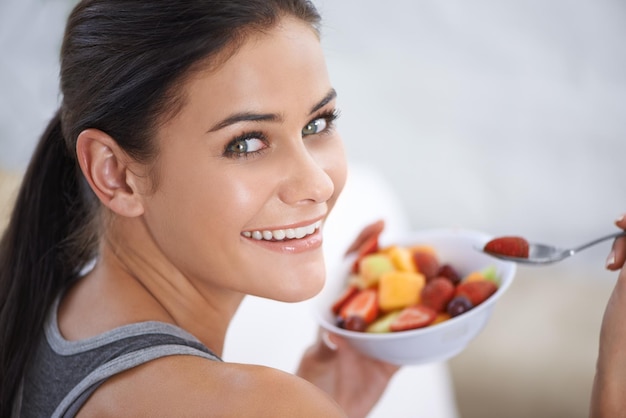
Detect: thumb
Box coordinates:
(310, 330, 347, 361)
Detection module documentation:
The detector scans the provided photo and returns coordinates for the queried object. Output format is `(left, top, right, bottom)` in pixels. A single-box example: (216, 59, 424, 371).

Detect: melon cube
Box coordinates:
(378, 271, 425, 312)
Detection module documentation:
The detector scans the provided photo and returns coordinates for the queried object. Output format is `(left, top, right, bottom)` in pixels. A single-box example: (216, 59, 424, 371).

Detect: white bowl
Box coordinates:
(314, 228, 516, 365)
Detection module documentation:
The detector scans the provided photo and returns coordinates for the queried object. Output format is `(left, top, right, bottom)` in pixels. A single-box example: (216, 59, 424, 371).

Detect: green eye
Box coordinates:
(228, 140, 248, 154)
(224, 135, 267, 158)
(302, 118, 328, 136)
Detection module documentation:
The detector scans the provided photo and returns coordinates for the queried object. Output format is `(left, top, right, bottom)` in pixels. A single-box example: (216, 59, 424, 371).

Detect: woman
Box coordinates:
(0, 1, 397, 416)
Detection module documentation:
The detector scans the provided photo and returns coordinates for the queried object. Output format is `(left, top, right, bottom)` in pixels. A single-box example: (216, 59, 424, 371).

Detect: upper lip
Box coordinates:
(242, 215, 325, 234)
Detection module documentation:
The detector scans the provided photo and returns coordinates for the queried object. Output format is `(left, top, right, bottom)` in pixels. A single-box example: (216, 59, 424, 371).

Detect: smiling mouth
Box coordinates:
(241, 220, 322, 241)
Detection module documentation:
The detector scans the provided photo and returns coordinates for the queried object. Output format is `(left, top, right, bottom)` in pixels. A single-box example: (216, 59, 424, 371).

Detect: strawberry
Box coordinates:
(455, 280, 498, 306)
(331, 285, 359, 315)
(483, 236, 529, 258)
(412, 250, 440, 279)
(421, 277, 455, 313)
(390, 305, 437, 331)
(339, 288, 379, 325)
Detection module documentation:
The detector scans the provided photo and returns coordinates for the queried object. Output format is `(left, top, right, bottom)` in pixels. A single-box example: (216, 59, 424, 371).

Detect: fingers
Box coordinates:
(607, 238, 626, 270)
(607, 214, 626, 271)
(344, 219, 385, 256)
(320, 331, 400, 375)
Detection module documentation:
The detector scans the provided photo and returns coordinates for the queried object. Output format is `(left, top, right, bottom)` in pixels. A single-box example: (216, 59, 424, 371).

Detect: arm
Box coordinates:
(590, 214, 626, 417)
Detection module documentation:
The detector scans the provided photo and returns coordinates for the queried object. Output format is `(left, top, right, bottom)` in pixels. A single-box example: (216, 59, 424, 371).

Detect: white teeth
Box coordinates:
(242, 220, 322, 242)
(294, 227, 307, 239)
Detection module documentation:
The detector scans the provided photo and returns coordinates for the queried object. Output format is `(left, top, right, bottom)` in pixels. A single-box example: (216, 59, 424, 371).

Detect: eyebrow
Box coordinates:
(309, 88, 337, 114)
(207, 88, 337, 133)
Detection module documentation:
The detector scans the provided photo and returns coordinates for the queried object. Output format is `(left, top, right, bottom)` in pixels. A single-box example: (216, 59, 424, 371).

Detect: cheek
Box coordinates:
(144, 161, 266, 267)
(316, 137, 348, 210)
(176, 168, 266, 230)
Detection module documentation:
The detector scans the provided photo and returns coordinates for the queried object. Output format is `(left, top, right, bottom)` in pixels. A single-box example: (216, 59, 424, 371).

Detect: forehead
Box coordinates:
(174, 17, 331, 125)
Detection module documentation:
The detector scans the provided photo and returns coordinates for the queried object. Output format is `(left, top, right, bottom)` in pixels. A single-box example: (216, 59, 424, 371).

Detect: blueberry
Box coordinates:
(447, 296, 474, 317)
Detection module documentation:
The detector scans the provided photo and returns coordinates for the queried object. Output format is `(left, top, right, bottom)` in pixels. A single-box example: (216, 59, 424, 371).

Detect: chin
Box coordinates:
(279, 279, 325, 303)
(242, 248, 328, 302)
(270, 264, 327, 303)
(284, 282, 325, 303)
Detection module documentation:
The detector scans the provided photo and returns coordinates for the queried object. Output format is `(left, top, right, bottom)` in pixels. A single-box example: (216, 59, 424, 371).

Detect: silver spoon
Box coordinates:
(478, 231, 626, 265)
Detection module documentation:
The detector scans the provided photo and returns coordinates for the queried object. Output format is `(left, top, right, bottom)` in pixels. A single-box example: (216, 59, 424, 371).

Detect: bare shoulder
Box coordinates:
(78, 355, 346, 417)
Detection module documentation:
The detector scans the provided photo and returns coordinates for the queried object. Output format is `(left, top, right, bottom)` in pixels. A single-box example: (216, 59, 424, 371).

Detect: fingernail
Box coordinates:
(606, 250, 616, 268)
(617, 214, 625, 223)
(322, 331, 338, 351)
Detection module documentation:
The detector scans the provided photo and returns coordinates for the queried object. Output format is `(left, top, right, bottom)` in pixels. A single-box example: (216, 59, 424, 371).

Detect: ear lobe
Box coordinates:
(76, 128, 145, 217)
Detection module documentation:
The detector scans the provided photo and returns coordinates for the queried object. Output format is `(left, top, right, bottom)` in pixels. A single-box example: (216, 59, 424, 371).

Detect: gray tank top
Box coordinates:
(12, 295, 221, 418)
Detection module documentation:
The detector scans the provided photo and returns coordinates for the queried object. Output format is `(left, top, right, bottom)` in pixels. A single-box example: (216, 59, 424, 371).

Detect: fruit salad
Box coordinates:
(331, 238, 501, 333)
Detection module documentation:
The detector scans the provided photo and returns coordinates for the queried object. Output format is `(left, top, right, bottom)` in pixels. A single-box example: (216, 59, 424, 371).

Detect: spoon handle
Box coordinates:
(572, 231, 626, 253)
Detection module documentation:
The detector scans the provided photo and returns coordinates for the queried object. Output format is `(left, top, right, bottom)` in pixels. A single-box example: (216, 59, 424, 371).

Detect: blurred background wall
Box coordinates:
(314, 0, 626, 277)
(1, 1, 625, 417)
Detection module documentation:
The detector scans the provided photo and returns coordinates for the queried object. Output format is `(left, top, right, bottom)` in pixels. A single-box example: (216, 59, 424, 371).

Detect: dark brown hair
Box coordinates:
(0, 0, 320, 412)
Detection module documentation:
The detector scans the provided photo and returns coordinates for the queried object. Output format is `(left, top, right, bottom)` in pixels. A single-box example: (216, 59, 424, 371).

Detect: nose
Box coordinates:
(278, 143, 335, 206)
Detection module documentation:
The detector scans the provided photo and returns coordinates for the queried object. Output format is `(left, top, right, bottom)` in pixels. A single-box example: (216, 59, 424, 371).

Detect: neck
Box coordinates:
(92, 215, 244, 357)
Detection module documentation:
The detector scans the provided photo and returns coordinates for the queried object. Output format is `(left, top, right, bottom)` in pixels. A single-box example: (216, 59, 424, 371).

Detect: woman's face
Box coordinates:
(141, 17, 347, 302)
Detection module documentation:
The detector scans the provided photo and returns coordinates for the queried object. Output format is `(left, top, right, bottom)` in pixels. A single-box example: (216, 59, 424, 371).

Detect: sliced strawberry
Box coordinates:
(455, 280, 498, 306)
(421, 277, 455, 313)
(339, 288, 379, 325)
(351, 233, 380, 273)
(331, 285, 359, 315)
(389, 305, 437, 332)
(484, 236, 529, 258)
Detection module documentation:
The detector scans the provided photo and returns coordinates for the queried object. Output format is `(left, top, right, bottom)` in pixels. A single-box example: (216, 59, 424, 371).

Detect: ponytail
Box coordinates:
(0, 110, 99, 413)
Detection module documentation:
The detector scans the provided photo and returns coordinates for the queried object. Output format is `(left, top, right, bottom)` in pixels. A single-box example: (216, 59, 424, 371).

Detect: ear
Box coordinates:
(76, 128, 145, 217)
